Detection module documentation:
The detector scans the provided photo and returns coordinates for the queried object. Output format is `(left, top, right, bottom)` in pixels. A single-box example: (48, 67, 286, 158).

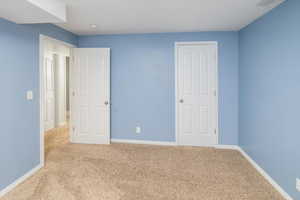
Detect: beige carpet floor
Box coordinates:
(1, 126, 284, 200)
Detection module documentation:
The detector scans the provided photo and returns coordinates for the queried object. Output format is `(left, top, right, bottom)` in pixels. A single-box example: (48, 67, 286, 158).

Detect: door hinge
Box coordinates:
(213, 90, 217, 97)
(72, 91, 75, 97)
(72, 126, 75, 132)
(214, 129, 217, 134)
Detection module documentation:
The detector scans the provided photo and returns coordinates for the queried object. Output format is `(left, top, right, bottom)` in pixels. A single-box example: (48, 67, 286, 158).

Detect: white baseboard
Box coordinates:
(213, 145, 239, 150)
(0, 164, 43, 198)
(237, 147, 293, 200)
(111, 139, 176, 146)
(111, 140, 238, 148)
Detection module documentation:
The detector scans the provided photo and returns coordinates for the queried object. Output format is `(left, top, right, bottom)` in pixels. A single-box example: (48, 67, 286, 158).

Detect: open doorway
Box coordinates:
(39, 36, 111, 167)
(39, 35, 75, 165)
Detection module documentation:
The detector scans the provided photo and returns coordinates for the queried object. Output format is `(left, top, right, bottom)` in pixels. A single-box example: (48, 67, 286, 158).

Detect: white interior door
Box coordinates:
(176, 42, 218, 146)
(44, 57, 55, 131)
(71, 48, 110, 144)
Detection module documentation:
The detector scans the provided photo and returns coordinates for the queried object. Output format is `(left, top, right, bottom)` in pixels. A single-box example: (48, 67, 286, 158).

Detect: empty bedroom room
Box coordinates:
(0, 0, 299, 199)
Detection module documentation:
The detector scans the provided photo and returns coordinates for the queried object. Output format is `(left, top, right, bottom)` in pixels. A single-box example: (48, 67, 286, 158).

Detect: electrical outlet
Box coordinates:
(136, 126, 141, 134)
(296, 178, 300, 192)
(26, 90, 33, 100)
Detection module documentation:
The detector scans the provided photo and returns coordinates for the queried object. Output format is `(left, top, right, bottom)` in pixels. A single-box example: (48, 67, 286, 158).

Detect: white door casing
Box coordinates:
(44, 56, 55, 131)
(71, 48, 110, 144)
(40, 35, 76, 167)
(176, 42, 218, 146)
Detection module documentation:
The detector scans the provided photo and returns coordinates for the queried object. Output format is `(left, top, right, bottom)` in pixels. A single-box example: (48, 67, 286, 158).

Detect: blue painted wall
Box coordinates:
(0, 18, 77, 191)
(239, 0, 300, 199)
(1, 1, 298, 197)
(78, 32, 239, 144)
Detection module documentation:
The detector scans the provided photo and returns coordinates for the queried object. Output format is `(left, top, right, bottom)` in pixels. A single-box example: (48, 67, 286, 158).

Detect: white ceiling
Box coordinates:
(0, 0, 66, 24)
(54, 0, 285, 35)
(2, 0, 285, 35)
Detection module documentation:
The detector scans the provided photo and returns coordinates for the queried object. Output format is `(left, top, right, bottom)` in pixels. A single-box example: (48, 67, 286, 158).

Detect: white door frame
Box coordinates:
(175, 41, 219, 146)
(39, 35, 75, 167)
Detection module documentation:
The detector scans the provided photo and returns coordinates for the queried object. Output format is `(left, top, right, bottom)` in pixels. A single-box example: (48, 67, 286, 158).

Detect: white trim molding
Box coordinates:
(111, 140, 239, 149)
(39, 35, 45, 167)
(237, 147, 293, 200)
(214, 145, 239, 150)
(111, 139, 176, 146)
(0, 164, 42, 198)
(175, 41, 218, 46)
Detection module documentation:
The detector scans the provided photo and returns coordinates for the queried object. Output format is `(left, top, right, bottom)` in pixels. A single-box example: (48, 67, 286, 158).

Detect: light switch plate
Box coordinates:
(136, 126, 141, 134)
(296, 178, 300, 192)
(26, 91, 33, 100)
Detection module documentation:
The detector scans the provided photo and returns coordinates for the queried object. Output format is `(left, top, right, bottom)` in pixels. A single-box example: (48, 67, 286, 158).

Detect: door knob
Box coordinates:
(104, 101, 109, 105)
(179, 99, 184, 103)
